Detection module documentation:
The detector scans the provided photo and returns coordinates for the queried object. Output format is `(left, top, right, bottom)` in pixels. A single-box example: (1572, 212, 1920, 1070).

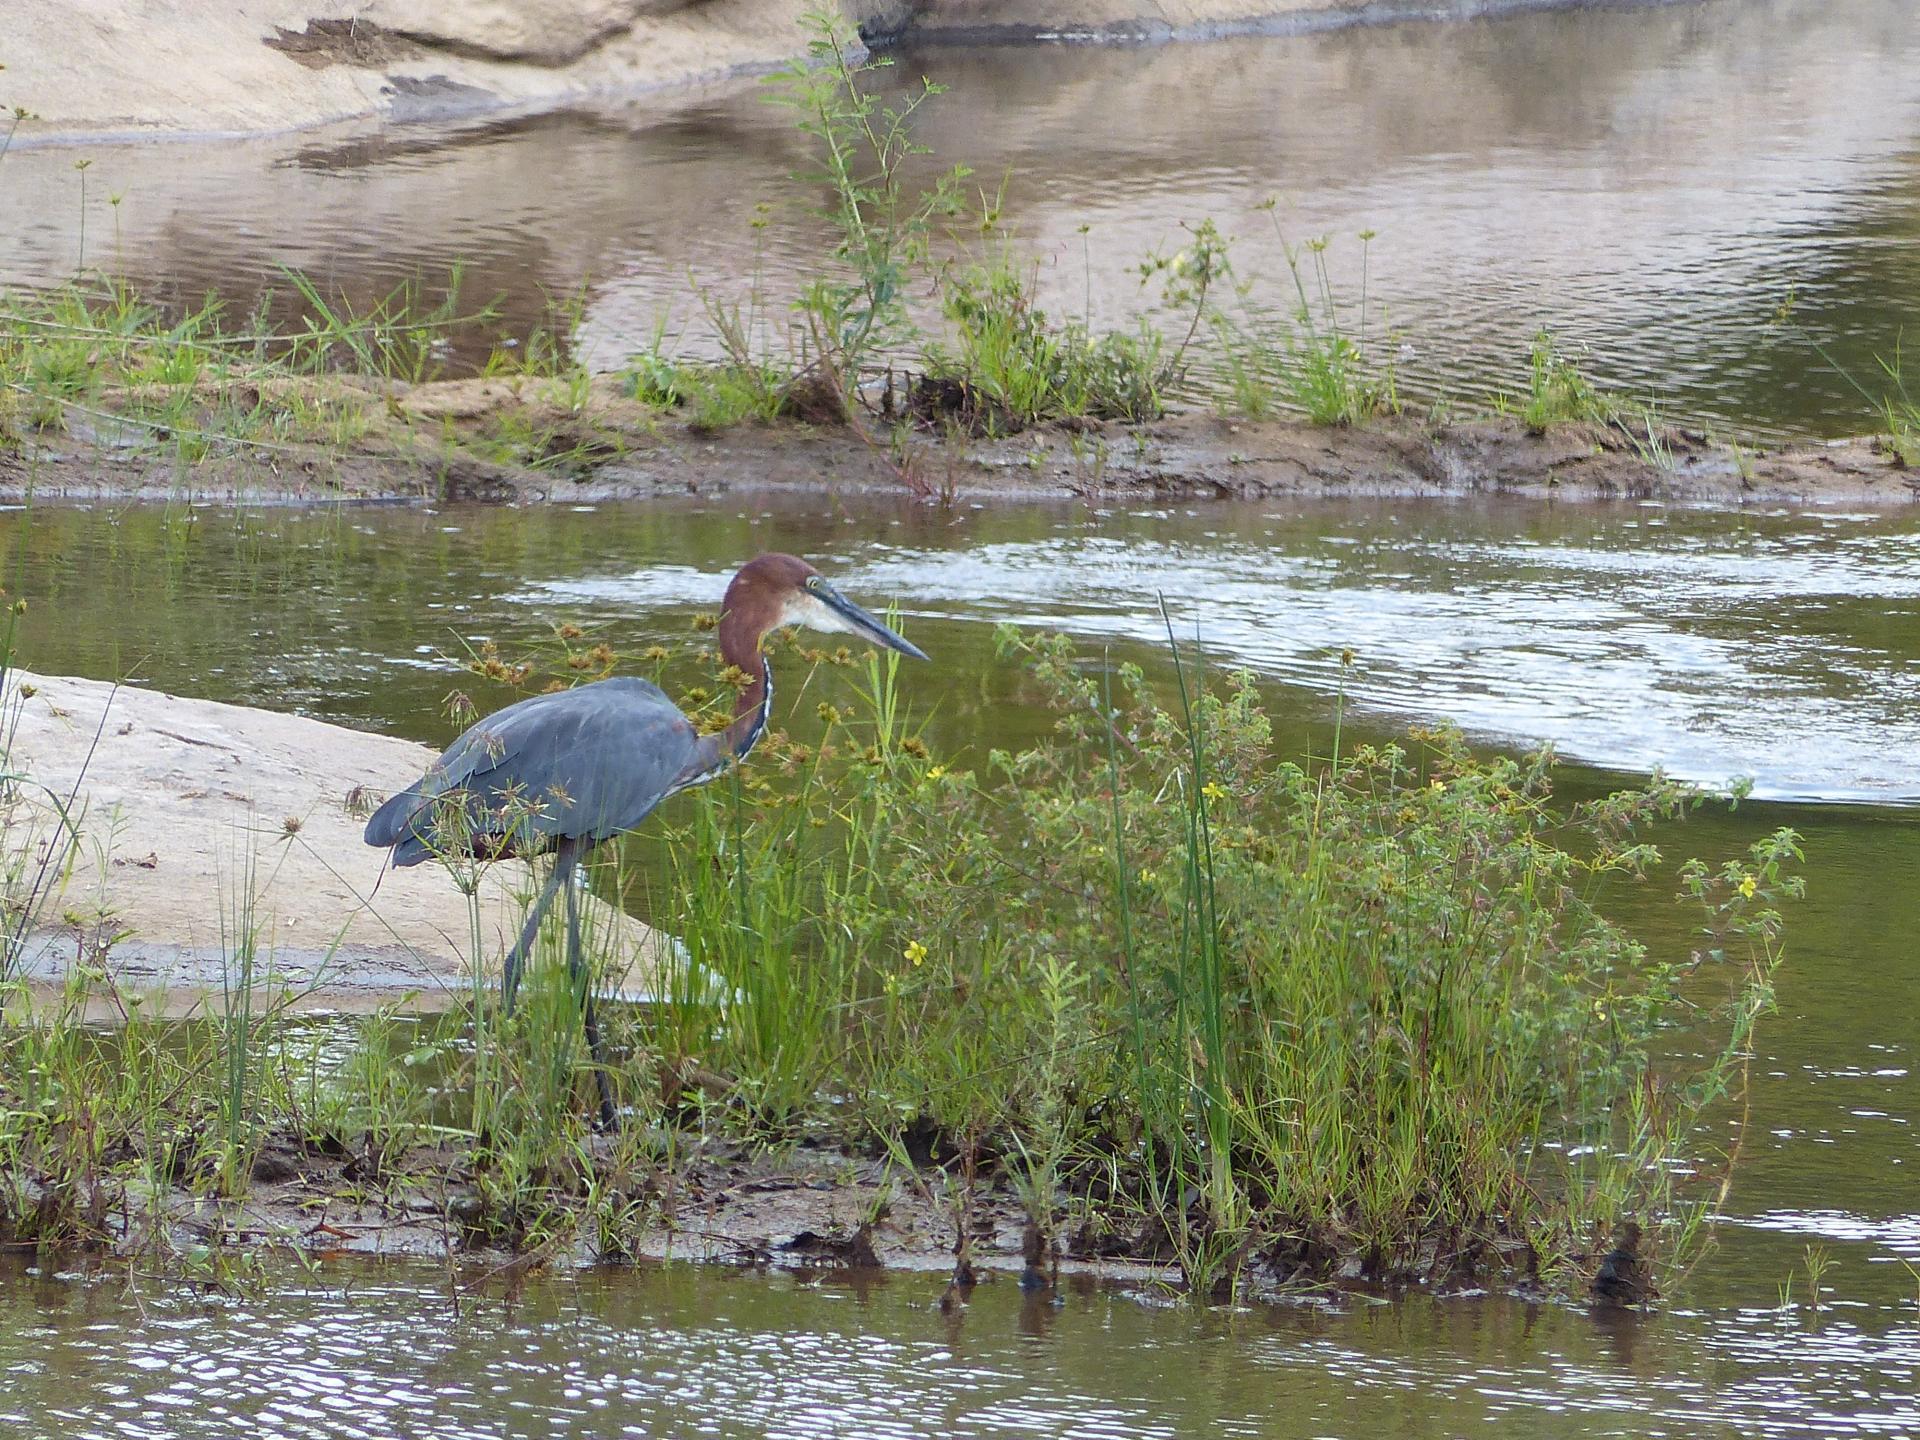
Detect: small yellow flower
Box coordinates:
(1738, 873, 1758, 900)
(1201, 781, 1227, 802)
(904, 939, 927, 967)
(1137, 868, 1158, 885)
(927, 765, 946, 782)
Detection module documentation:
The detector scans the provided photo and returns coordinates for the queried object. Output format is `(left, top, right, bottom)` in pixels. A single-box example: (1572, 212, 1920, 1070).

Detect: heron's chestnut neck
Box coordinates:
(712, 555, 816, 757)
(717, 591, 777, 718)
(715, 575, 795, 771)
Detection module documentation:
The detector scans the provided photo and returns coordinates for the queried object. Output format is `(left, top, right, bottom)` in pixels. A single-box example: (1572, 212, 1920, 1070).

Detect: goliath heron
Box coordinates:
(363, 553, 928, 1129)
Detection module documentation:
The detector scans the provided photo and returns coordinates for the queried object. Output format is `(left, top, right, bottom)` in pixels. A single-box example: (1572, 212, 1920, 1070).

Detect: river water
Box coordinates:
(5, 0, 1920, 1433)
(4, 0, 1920, 438)
(5, 1258, 1920, 1438)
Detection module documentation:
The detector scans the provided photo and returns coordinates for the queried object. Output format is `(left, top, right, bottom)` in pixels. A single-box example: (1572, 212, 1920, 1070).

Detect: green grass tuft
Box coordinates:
(1506, 329, 1612, 431)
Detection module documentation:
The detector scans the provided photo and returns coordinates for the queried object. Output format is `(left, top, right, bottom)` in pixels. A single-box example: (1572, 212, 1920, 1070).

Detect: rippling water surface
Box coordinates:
(15, 496, 1920, 801)
(6, 1262, 1920, 1439)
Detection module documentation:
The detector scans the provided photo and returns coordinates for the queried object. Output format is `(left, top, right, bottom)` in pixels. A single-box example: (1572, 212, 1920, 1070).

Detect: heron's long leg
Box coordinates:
(500, 845, 572, 1014)
(564, 859, 620, 1133)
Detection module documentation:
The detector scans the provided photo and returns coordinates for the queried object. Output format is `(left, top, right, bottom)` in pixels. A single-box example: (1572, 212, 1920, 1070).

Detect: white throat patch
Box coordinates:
(779, 589, 867, 639)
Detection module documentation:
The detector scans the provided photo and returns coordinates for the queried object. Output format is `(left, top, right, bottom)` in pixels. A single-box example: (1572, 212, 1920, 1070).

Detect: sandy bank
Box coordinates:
(2, 669, 669, 1014)
(7, 0, 1701, 145)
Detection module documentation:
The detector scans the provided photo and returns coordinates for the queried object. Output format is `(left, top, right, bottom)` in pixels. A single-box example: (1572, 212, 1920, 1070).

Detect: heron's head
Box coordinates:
(722, 553, 929, 662)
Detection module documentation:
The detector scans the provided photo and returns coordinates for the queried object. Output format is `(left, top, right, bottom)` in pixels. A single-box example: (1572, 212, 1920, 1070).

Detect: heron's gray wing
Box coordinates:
(364, 677, 704, 865)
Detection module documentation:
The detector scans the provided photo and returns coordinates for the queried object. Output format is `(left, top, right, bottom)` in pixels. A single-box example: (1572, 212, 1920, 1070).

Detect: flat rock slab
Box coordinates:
(2, 669, 671, 1014)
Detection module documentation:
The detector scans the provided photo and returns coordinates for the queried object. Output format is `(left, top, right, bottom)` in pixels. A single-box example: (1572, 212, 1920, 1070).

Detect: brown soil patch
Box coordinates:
(265, 19, 425, 71)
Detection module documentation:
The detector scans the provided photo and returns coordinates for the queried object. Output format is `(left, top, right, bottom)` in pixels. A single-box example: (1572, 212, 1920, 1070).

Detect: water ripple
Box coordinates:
(519, 514, 1920, 803)
(7, 1267, 1920, 1440)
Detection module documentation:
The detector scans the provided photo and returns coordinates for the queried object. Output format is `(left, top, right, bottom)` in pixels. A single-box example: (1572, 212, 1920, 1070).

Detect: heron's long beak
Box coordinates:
(818, 583, 930, 661)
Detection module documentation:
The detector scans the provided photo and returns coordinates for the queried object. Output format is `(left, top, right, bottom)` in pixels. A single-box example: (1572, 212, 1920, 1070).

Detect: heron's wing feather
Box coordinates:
(364, 678, 705, 863)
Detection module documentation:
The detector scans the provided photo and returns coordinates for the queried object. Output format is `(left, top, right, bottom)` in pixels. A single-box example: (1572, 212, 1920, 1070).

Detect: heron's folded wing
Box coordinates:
(365, 677, 702, 860)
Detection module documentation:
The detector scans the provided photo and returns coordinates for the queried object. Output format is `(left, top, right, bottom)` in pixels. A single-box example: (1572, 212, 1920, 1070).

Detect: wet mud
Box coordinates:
(3, 375, 1911, 510)
(58, 1121, 1569, 1307)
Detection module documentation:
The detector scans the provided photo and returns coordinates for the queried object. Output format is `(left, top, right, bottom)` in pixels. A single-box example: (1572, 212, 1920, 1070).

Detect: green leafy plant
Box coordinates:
(1, 103, 34, 165)
(919, 246, 1169, 431)
(624, 625, 1797, 1296)
(1206, 215, 1396, 425)
(1506, 330, 1611, 431)
(1139, 217, 1232, 400)
(1614, 399, 1679, 471)
(1874, 339, 1919, 466)
(764, 9, 968, 417)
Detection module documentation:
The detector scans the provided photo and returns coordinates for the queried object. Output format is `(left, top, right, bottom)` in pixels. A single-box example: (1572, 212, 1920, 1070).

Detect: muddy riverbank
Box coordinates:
(93, 1117, 1550, 1303)
(3, 374, 1910, 508)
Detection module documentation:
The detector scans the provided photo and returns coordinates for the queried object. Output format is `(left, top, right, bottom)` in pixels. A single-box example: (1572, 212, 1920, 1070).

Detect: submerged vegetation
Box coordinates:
(0, 602, 1799, 1301)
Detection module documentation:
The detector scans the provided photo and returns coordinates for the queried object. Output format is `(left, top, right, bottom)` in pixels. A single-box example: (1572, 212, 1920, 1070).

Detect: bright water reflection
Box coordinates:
(386, 498, 1920, 803)
(19, 496, 1920, 798)
(5, 1262, 1920, 1439)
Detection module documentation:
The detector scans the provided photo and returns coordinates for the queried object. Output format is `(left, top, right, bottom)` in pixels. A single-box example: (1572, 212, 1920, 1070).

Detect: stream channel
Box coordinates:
(4, 0, 1920, 1434)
